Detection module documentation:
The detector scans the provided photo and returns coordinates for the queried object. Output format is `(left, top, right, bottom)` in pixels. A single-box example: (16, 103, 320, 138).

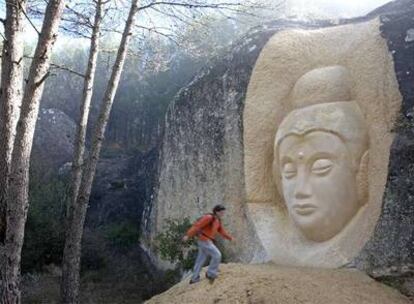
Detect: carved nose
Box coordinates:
(294, 171, 311, 199)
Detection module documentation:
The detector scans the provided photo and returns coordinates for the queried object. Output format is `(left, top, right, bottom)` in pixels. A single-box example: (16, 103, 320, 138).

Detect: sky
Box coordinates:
(285, 0, 392, 18)
(18, 0, 393, 46)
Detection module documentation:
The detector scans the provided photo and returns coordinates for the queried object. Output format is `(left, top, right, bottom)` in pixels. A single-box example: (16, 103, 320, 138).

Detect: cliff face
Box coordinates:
(142, 20, 319, 261)
(353, 0, 414, 290)
(142, 20, 315, 262)
(144, 0, 414, 292)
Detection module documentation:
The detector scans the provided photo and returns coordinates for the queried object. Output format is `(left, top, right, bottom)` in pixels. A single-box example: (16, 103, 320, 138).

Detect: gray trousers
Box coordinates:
(191, 240, 222, 280)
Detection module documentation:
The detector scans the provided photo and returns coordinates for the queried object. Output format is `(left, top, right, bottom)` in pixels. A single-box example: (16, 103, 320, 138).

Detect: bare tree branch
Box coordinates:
(22, 54, 85, 77)
(20, 0, 41, 35)
(50, 62, 85, 78)
(137, 1, 249, 12)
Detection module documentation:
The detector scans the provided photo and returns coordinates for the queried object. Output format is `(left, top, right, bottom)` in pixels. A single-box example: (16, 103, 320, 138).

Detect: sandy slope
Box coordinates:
(146, 263, 412, 304)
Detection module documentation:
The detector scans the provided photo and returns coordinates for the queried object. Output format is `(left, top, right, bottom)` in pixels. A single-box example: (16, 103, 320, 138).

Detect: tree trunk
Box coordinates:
(60, 1, 104, 301)
(66, 0, 103, 218)
(60, 0, 139, 303)
(0, 0, 26, 243)
(2, 0, 65, 302)
(0, 0, 26, 302)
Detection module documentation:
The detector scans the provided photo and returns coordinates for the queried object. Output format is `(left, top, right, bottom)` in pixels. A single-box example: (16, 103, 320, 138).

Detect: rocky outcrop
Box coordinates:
(144, 0, 414, 296)
(87, 148, 159, 228)
(32, 108, 76, 176)
(352, 0, 414, 293)
(30, 106, 159, 230)
(142, 20, 273, 262)
(141, 18, 335, 263)
(146, 263, 411, 304)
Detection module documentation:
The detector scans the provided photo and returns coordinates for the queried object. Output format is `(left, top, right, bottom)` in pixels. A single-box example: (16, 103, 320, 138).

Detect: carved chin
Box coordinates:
(291, 210, 354, 243)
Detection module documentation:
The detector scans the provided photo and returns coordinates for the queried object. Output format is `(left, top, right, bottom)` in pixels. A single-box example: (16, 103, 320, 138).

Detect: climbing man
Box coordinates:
(182, 204, 234, 284)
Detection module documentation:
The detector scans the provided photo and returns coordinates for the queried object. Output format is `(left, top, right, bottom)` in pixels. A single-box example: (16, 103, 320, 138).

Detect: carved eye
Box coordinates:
(311, 159, 333, 175)
(282, 162, 297, 179)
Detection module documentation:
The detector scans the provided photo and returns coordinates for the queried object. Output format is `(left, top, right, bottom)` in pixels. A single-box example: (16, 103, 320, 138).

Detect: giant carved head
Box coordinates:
(273, 66, 369, 242)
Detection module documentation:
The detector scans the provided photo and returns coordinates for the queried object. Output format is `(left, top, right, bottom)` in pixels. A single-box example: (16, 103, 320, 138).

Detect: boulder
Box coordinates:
(146, 263, 411, 304)
(32, 108, 76, 176)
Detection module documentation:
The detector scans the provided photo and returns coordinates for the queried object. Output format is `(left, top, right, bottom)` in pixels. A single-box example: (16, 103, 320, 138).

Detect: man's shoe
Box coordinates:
(205, 273, 216, 283)
(189, 277, 200, 284)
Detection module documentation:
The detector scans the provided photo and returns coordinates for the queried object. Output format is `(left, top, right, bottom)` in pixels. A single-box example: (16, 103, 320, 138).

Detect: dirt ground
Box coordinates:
(146, 263, 413, 304)
(21, 266, 159, 304)
(22, 273, 145, 304)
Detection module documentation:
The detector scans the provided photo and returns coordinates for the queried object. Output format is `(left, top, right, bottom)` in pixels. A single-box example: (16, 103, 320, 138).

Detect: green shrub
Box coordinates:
(22, 174, 70, 272)
(80, 231, 108, 272)
(154, 217, 198, 271)
(109, 180, 126, 190)
(103, 221, 140, 250)
(100, 143, 124, 158)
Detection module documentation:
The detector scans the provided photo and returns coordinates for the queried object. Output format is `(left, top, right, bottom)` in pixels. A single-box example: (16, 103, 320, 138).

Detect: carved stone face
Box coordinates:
(243, 27, 400, 267)
(278, 131, 360, 242)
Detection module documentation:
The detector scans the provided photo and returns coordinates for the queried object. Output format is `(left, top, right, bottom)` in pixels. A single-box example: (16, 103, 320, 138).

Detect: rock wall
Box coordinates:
(142, 19, 332, 261)
(141, 23, 276, 261)
(352, 0, 414, 293)
(144, 0, 414, 290)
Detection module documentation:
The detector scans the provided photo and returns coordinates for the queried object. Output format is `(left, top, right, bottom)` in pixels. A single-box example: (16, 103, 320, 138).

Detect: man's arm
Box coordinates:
(218, 224, 233, 241)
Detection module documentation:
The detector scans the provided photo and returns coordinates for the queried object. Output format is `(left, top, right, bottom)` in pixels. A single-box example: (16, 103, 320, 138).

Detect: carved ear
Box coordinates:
(356, 150, 369, 205)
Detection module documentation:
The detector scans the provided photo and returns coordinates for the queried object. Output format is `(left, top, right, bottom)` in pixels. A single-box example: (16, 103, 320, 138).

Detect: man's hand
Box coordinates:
(182, 235, 189, 242)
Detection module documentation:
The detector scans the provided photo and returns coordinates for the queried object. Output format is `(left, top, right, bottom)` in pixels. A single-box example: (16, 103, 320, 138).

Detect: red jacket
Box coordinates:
(186, 214, 233, 241)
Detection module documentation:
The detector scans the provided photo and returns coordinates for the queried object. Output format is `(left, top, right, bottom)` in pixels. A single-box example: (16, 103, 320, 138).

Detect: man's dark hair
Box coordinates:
(213, 204, 226, 214)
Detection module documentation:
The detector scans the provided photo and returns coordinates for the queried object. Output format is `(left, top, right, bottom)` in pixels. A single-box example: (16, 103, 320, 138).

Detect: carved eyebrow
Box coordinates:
(308, 152, 336, 161)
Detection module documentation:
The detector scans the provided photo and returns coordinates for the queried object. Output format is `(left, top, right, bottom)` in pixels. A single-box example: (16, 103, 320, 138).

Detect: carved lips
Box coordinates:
(293, 203, 317, 216)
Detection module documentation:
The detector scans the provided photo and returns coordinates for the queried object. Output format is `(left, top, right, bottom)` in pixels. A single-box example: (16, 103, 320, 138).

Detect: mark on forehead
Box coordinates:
(297, 151, 305, 159)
